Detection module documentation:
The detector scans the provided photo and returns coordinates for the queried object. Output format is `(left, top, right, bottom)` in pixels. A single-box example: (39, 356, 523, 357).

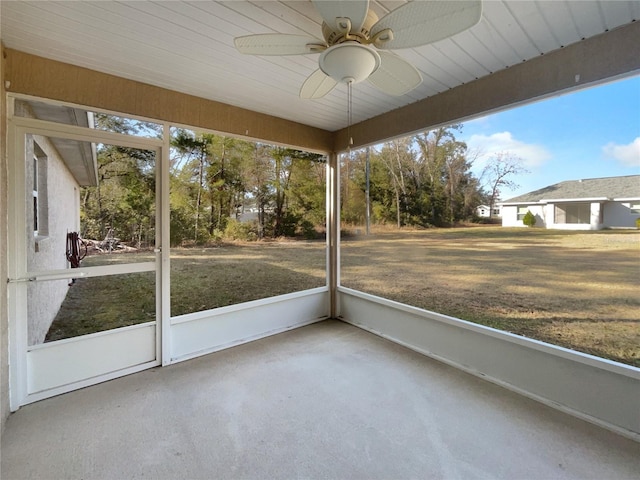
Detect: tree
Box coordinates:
(348, 147, 395, 226)
(286, 152, 326, 237)
(244, 143, 274, 239)
(171, 129, 211, 243)
(345, 125, 484, 229)
(83, 118, 328, 246)
(170, 129, 250, 243)
(411, 125, 480, 226)
(340, 151, 363, 224)
(481, 152, 529, 218)
(205, 135, 249, 234)
(378, 138, 411, 228)
(270, 147, 324, 237)
(81, 114, 158, 247)
(522, 210, 536, 227)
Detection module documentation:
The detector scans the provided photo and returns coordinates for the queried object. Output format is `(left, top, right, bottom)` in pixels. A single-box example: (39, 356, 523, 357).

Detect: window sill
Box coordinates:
(34, 235, 49, 251)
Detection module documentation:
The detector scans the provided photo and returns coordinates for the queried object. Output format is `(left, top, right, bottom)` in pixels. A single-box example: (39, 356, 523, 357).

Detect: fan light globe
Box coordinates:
(319, 43, 381, 84)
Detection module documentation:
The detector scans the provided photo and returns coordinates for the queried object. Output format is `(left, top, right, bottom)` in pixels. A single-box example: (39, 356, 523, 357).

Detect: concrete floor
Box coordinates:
(1, 320, 639, 480)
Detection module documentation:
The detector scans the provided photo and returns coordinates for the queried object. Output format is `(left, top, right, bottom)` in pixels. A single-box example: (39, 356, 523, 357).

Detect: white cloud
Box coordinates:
(466, 131, 552, 168)
(602, 137, 640, 168)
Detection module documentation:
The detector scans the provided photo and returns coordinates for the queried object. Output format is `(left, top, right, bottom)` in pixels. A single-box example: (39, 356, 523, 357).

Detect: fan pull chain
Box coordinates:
(347, 79, 354, 149)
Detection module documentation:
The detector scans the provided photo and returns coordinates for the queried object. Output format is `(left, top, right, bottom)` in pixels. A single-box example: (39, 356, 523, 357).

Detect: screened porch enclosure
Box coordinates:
(5, 94, 639, 445)
(2, 3, 640, 469)
(555, 203, 592, 224)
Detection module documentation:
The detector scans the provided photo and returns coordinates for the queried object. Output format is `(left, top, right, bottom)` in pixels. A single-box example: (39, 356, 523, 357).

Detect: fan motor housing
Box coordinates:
(322, 9, 379, 46)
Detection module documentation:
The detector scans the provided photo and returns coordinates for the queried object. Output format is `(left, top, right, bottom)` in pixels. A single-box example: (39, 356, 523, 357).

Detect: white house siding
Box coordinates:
(602, 201, 640, 228)
(23, 130, 80, 345)
(500, 205, 518, 226)
(476, 205, 502, 218)
(501, 204, 547, 227)
(503, 202, 623, 230)
(591, 202, 603, 229)
(476, 205, 490, 218)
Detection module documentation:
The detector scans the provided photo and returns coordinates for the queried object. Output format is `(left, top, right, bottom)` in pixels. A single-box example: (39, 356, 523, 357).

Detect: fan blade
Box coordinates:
(235, 34, 326, 55)
(312, 0, 370, 33)
(372, 0, 482, 50)
(300, 69, 339, 99)
(368, 51, 422, 96)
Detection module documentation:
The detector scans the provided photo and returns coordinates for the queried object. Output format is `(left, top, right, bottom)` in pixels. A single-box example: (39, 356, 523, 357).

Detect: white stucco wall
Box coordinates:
(591, 202, 603, 229)
(26, 132, 80, 345)
(500, 205, 517, 226)
(502, 202, 637, 230)
(16, 102, 82, 345)
(602, 201, 640, 228)
(501, 204, 546, 227)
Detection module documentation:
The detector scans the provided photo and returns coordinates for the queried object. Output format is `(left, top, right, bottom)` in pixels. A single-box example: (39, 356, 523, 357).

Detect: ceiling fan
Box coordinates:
(234, 0, 482, 99)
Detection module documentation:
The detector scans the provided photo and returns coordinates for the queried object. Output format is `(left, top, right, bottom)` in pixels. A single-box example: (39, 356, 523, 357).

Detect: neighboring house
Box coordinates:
(500, 175, 640, 230)
(18, 100, 97, 345)
(475, 204, 501, 218)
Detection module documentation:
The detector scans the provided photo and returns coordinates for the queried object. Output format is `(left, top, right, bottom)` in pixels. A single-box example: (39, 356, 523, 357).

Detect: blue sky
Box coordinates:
(460, 74, 640, 199)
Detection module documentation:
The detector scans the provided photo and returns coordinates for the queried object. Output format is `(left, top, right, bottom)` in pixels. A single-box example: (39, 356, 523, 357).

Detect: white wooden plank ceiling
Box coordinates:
(1, 1, 638, 132)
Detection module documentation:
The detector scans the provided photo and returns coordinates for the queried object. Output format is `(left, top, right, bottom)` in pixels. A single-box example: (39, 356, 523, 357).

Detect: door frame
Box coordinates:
(7, 98, 169, 409)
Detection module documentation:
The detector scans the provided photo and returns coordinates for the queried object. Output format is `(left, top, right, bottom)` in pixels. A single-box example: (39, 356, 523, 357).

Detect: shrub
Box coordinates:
(224, 219, 258, 241)
(210, 229, 224, 243)
(522, 210, 536, 227)
(636, 217, 640, 229)
(299, 219, 319, 239)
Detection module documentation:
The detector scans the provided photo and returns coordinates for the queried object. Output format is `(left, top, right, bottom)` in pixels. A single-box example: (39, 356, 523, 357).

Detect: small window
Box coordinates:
(32, 156, 39, 234)
(32, 143, 48, 238)
(630, 203, 640, 214)
(517, 206, 528, 221)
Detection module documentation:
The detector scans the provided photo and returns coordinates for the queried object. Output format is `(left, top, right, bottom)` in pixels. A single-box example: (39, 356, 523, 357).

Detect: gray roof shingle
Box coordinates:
(502, 175, 640, 203)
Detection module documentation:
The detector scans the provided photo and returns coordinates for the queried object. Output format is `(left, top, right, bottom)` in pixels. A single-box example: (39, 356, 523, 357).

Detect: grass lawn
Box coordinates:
(46, 227, 639, 367)
(342, 227, 640, 367)
(169, 241, 326, 316)
(46, 240, 326, 341)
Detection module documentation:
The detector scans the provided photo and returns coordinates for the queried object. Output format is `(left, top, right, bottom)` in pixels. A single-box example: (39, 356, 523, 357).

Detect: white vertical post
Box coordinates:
(7, 123, 29, 410)
(365, 146, 371, 236)
(328, 152, 340, 318)
(160, 123, 171, 365)
(590, 202, 601, 230)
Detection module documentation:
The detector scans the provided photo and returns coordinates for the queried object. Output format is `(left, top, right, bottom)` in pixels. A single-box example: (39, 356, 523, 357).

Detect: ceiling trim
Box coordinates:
(2, 47, 334, 153)
(334, 21, 640, 151)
